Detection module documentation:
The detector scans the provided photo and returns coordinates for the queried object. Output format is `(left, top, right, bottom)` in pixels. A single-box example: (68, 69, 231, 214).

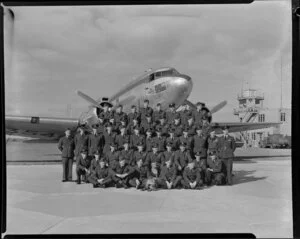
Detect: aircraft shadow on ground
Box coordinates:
(233, 170, 267, 185)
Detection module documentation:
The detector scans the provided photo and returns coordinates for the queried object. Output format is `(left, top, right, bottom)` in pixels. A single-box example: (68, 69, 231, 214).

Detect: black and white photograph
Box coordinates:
(4, 1, 292, 237)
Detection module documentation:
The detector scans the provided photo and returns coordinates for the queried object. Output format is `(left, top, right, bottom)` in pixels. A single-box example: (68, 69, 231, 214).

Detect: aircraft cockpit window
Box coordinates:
(149, 74, 154, 82)
(161, 70, 173, 77)
(155, 72, 162, 78)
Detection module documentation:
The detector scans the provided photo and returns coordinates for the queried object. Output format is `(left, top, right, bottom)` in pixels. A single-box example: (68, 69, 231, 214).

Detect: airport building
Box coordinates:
(233, 88, 291, 147)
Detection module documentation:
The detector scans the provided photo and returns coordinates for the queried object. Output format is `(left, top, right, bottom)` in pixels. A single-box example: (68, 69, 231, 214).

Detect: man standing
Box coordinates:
(207, 130, 220, 155)
(140, 99, 153, 124)
(218, 126, 236, 185)
(193, 127, 208, 159)
(192, 102, 205, 125)
(145, 128, 154, 153)
(115, 125, 130, 150)
(102, 123, 116, 154)
(88, 125, 104, 157)
(132, 141, 148, 166)
(114, 104, 127, 128)
(74, 126, 88, 161)
(58, 128, 75, 182)
(130, 126, 145, 150)
(166, 103, 177, 125)
(179, 127, 193, 152)
(153, 103, 166, 124)
(152, 127, 166, 153)
(166, 128, 180, 151)
(141, 113, 155, 134)
(127, 105, 141, 126)
(145, 143, 163, 168)
(105, 142, 120, 169)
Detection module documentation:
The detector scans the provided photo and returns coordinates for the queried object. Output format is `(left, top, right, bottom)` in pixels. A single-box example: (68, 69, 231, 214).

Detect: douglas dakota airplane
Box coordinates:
(5, 66, 280, 139)
(3, 6, 279, 139)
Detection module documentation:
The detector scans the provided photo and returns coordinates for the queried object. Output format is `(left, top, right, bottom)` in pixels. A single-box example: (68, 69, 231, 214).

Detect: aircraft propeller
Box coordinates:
(76, 90, 103, 109)
(209, 100, 227, 114)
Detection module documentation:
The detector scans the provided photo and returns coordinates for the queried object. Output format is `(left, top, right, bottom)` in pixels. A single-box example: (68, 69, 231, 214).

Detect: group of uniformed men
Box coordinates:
(58, 99, 236, 191)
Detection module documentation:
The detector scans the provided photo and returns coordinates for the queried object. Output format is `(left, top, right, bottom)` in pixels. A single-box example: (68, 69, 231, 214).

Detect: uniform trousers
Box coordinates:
(62, 157, 73, 181)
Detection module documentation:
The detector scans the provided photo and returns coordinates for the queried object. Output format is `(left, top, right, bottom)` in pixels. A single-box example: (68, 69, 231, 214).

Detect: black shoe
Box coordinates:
(76, 180, 81, 184)
(93, 184, 99, 188)
(62, 179, 67, 182)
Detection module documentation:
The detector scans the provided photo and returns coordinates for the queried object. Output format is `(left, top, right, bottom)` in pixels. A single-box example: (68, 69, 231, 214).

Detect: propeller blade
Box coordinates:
(76, 90, 102, 108)
(210, 100, 227, 114)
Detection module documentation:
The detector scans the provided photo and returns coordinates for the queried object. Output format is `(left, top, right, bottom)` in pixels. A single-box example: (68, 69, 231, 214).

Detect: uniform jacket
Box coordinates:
(76, 154, 92, 171)
(195, 158, 207, 171)
(159, 164, 177, 182)
(132, 150, 148, 166)
(127, 112, 141, 125)
(127, 122, 140, 135)
(155, 123, 169, 136)
(130, 164, 149, 180)
(166, 111, 177, 124)
(130, 134, 146, 149)
(208, 136, 220, 152)
(207, 156, 224, 173)
(183, 167, 201, 183)
(146, 152, 163, 166)
(183, 122, 197, 136)
(179, 136, 193, 150)
(89, 158, 101, 176)
(152, 136, 166, 152)
(193, 134, 208, 157)
(140, 121, 156, 134)
(88, 133, 104, 156)
(115, 133, 130, 150)
(110, 163, 134, 176)
(161, 150, 175, 165)
(166, 136, 180, 150)
(94, 165, 110, 179)
(180, 109, 194, 125)
(218, 135, 236, 159)
(140, 106, 154, 123)
(74, 133, 88, 156)
(96, 123, 106, 135)
(119, 149, 134, 163)
(174, 150, 193, 169)
(147, 167, 160, 179)
(153, 110, 166, 123)
(105, 150, 120, 167)
(58, 136, 75, 158)
(114, 111, 127, 126)
(192, 109, 204, 125)
(145, 136, 154, 152)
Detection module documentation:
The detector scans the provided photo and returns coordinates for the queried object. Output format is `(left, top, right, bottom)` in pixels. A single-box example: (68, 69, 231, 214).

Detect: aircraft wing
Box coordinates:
(210, 122, 281, 133)
(5, 115, 79, 140)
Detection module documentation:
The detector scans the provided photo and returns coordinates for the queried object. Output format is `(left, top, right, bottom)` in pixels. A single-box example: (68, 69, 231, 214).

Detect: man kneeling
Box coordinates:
(88, 157, 113, 188)
(206, 151, 226, 186)
(110, 157, 133, 188)
(128, 157, 148, 190)
(181, 160, 203, 189)
(157, 158, 181, 189)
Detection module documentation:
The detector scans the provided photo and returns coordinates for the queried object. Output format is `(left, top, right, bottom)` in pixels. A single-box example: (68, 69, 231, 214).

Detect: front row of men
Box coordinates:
(75, 140, 228, 191)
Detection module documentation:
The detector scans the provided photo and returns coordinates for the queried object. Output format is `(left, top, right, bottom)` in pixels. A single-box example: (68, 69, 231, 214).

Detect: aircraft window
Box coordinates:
(161, 70, 173, 77)
(155, 72, 162, 78)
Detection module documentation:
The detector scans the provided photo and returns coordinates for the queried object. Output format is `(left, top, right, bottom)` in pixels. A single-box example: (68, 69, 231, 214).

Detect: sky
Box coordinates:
(4, 1, 292, 122)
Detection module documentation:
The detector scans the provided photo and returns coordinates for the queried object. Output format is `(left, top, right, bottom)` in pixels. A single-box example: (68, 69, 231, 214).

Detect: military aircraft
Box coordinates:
(4, 7, 280, 139)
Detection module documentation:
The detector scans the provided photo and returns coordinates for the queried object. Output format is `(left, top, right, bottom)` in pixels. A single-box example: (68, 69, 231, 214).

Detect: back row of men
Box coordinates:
(58, 100, 236, 189)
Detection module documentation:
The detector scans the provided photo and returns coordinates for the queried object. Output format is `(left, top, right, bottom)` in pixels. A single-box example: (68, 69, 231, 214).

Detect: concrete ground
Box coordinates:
(5, 143, 293, 237)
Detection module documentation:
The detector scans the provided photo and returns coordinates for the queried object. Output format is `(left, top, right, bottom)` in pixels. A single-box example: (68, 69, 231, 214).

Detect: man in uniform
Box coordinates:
(181, 160, 202, 189)
(58, 128, 75, 182)
(145, 143, 163, 168)
(145, 128, 154, 152)
(99, 102, 112, 123)
(184, 113, 197, 137)
(105, 142, 120, 169)
(130, 126, 145, 150)
(115, 125, 130, 150)
(76, 148, 92, 184)
(88, 157, 113, 188)
(169, 113, 183, 137)
(128, 157, 149, 189)
(127, 105, 141, 126)
(119, 140, 133, 163)
(141, 113, 155, 134)
(89, 150, 102, 177)
(207, 130, 220, 155)
(74, 126, 88, 161)
(97, 114, 106, 135)
(157, 156, 182, 189)
(194, 151, 207, 185)
(88, 124, 104, 157)
(206, 151, 226, 186)
(108, 115, 118, 133)
(156, 115, 169, 136)
(166, 103, 177, 125)
(114, 104, 127, 128)
(152, 127, 166, 153)
(166, 128, 180, 151)
(193, 127, 208, 159)
(153, 103, 166, 124)
(192, 102, 205, 125)
(201, 116, 211, 136)
(180, 103, 194, 126)
(174, 142, 193, 174)
(102, 123, 117, 154)
(140, 99, 153, 124)
(110, 156, 134, 188)
(146, 161, 161, 191)
(161, 142, 175, 166)
(127, 116, 140, 135)
(179, 127, 193, 152)
(132, 141, 148, 166)
(218, 126, 236, 185)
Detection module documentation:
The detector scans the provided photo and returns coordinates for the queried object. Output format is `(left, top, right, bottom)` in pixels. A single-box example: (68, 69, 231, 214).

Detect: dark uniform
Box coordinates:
(145, 150, 163, 167)
(88, 132, 104, 156)
(151, 134, 166, 153)
(105, 146, 120, 169)
(180, 109, 194, 126)
(119, 148, 134, 165)
(166, 103, 177, 124)
(179, 134, 193, 151)
(88, 162, 113, 188)
(155, 122, 169, 136)
(166, 133, 180, 151)
(194, 153, 207, 184)
(174, 145, 193, 172)
(102, 129, 117, 154)
(128, 162, 149, 189)
(99, 110, 111, 123)
(201, 120, 212, 137)
(114, 111, 127, 128)
(161, 149, 175, 166)
(58, 135, 75, 181)
(140, 106, 154, 124)
(193, 133, 208, 158)
(184, 121, 197, 137)
(89, 153, 101, 177)
(76, 150, 92, 184)
(141, 120, 156, 135)
(74, 131, 88, 158)
(206, 154, 226, 185)
(218, 133, 236, 185)
(132, 149, 148, 166)
(169, 123, 183, 137)
(192, 109, 204, 126)
(115, 132, 130, 150)
(127, 110, 141, 126)
(145, 134, 154, 152)
(96, 122, 106, 135)
(157, 163, 182, 189)
(130, 131, 145, 150)
(110, 160, 134, 188)
(153, 109, 166, 124)
(208, 134, 220, 154)
(127, 121, 140, 135)
(181, 164, 203, 189)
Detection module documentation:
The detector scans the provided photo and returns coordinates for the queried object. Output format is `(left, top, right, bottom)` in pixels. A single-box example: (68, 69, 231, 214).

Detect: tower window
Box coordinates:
(280, 112, 286, 122)
(258, 114, 265, 122)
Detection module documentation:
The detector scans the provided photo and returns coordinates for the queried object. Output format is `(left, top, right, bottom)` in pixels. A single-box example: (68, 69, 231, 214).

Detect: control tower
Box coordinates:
(233, 88, 264, 123)
(233, 88, 265, 147)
